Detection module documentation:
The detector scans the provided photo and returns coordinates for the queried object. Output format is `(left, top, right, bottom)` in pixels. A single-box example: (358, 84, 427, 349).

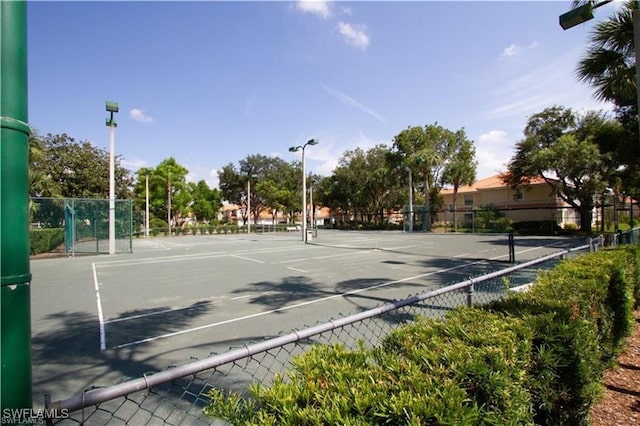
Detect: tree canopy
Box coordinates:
(30, 133, 133, 199)
(503, 106, 616, 232)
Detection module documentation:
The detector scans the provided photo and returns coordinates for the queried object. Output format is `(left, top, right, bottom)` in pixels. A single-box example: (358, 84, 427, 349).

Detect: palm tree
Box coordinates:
(441, 130, 477, 232)
(575, 0, 637, 106)
(574, 0, 640, 199)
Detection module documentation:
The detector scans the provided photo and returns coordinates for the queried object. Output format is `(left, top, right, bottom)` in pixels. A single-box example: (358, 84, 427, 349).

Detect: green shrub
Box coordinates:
(486, 295, 602, 425)
(529, 249, 635, 362)
(484, 247, 639, 424)
(30, 228, 64, 255)
(205, 310, 535, 425)
(149, 218, 167, 236)
(625, 245, 640, 309)
(512, 220, 561, 235)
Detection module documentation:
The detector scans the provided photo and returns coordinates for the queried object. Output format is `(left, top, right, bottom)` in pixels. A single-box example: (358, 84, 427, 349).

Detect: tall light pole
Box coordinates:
(145, 172, 149, 238)
(309, 175, 314, 229)
(247, 176, 251, 234)
(407, 167, 414, 233)
(289, 138, 319, 243)
(105, 101, 118, 254)
(167, 171, 172, 236)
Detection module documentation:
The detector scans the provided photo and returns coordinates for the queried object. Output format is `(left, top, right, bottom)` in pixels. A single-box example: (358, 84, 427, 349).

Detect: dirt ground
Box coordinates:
(590, 310, 640, 426)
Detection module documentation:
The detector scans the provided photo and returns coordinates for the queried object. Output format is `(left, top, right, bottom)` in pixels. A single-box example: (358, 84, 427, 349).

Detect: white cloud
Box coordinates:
(487, 95, 551, 120)
(302, 131, 385, 176)
(296, 0, 331, 19)
(475, 130, 513, 178)
(502, 44, 521, 57)
(501, 41, 537, 58)
(337, 21, 369, 50)
(294, 2, 371, 50)
(130, 108, 153, 123)
(186, 165, 220, 189)
(322, 85, 385, 122)
(488, 45, 613, 122)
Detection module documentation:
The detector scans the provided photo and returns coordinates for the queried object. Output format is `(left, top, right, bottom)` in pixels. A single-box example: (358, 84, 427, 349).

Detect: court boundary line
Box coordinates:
(109, 254, 505, 350)
(102, 239, 566, 350)
(92, 263, 107, 351)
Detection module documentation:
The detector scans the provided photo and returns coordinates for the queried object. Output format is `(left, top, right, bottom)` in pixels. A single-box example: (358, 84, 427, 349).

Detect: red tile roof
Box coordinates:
(440, 174, 547, 194)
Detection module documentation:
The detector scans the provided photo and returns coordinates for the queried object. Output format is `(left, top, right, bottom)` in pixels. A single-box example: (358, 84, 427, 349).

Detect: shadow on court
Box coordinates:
(30, 302, 273, 403)
(107, 301, 212, 348)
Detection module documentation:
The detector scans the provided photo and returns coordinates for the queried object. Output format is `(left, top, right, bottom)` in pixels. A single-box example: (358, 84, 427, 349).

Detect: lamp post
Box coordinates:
(289, 138, 319, 243)
(105, 101, 118, 254)
(407, 167, 414, 233)
(167, 171, 172, 236)
(309, 175, 314, 230)
(145, 172, 149, 238)
(247, 176, 251, 234)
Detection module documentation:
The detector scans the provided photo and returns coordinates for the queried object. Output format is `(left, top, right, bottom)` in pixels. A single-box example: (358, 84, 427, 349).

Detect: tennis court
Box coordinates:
(31, 230, 583, 405)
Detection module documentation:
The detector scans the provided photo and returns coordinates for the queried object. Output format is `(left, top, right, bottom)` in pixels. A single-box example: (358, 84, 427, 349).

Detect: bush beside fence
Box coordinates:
(203, 247, 639, 425)
(30, 228, 64, 255)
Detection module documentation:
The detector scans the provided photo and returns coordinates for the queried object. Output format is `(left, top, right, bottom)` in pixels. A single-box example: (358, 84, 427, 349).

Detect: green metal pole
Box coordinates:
(1, 0, 33, 420)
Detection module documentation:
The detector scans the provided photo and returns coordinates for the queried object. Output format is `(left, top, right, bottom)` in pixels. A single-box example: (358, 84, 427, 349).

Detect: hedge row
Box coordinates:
(204, 246, 639, 425)
(30, 228, 64, 255)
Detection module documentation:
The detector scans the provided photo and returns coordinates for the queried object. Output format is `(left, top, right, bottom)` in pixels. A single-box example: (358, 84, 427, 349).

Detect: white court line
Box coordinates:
(108, 240, 564, 349)
(95, 245, 303, 268)
(279, 258, 309, 264)
(230, 254, 264, 264)
(104, 303, 214, 324)
(92, 263, 106, 351)
(280, 249, 373, 264)
(231, 294, 253, 301)
(287, 266, 308, 273)
(111, 256, 496, 350)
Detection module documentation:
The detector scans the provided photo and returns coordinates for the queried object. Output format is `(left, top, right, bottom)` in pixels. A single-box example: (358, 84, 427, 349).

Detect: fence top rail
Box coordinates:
(47, 243, 587, 413)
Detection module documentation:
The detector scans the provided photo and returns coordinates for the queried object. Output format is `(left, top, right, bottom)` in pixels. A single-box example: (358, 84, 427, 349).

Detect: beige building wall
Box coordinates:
(438, 175, 577, 228)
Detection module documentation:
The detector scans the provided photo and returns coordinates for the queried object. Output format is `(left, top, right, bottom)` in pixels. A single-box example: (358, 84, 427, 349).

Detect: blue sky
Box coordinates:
(27, 0, 616, 189)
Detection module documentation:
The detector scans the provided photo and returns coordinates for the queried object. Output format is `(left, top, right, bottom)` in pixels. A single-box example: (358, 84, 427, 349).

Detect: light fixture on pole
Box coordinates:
(105, 101, 118, 255)
(289, 138, 319, 243)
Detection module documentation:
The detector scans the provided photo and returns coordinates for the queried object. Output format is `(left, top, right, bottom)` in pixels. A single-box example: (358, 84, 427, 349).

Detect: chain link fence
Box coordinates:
(43, 232, 635, 425)
(30, 197, 133, 255)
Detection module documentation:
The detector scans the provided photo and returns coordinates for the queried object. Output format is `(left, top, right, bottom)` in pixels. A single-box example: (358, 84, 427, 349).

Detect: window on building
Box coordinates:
(513, 189, 524, 201)
(463, 194, 474, 206)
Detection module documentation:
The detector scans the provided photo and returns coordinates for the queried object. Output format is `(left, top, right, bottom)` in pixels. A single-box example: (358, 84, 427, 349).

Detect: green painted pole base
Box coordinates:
(0, 284, 32, 417)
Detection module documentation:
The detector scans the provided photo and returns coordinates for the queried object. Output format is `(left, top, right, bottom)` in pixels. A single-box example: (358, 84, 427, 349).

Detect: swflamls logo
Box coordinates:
(1, 408, 69, 424)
